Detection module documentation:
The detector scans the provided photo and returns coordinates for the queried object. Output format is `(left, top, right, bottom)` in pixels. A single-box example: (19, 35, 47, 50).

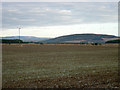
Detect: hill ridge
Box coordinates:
(1, 36, 50, 42)
(44, 33, 118, 44)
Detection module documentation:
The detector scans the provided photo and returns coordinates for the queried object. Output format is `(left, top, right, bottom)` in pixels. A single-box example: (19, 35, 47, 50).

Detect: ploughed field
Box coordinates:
(2, 44, 119, 88)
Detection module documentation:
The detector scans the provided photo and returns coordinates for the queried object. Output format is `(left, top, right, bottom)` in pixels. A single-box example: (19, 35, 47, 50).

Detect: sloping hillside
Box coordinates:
(105, 39, 120, 43)
(44, 34, 118, 43)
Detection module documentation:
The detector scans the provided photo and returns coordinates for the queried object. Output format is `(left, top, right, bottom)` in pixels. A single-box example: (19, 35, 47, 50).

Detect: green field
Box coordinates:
(2, 44, 119, 88)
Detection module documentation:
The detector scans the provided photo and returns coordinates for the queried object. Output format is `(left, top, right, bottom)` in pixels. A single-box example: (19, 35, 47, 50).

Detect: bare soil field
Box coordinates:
(2, 44, 119, 88)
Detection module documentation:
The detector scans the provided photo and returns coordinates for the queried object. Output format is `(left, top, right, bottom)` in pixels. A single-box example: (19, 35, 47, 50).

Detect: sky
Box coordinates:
(1, 2, 118, 38)
(1, 0, 119, 2)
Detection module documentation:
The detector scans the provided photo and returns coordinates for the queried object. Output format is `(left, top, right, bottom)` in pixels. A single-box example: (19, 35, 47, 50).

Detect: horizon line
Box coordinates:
(1, 33, 119, 38)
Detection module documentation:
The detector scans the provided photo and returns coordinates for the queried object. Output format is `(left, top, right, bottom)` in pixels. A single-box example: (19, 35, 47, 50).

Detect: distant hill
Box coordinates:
(43, 34, 119, 44)
(1, 36, 50, 42)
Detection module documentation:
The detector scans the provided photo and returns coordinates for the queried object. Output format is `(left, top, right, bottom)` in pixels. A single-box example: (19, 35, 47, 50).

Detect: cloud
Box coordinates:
(1, 0, 119, 2)
(7, 9, 18, 12)
(2, 2, 118, 29)
(58, 10, 71, 15)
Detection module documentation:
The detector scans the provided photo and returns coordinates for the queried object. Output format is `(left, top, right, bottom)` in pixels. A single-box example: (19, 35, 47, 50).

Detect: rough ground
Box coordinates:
(2, 44, 119, 88)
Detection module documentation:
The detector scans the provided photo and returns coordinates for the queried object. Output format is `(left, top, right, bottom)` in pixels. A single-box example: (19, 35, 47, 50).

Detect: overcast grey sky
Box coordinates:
(1, 2, 118, 37)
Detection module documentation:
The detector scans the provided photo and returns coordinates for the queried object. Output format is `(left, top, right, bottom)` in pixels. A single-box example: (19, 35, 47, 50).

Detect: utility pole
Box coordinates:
(18, 27, 21, 44)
